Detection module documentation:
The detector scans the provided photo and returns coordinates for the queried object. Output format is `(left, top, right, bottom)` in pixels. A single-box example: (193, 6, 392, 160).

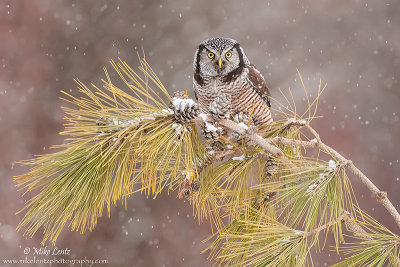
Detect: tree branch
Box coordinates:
(306, 123, 400, 231)
(219, 119, 285, 158)
(304, 214, 344, 238)
(273, 124, 400, 230)
(192, 116, 400, 230)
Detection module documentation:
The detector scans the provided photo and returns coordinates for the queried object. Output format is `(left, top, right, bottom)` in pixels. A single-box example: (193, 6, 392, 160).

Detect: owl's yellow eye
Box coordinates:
(207, 52, 214, 59)
(225, 51, 232, 58)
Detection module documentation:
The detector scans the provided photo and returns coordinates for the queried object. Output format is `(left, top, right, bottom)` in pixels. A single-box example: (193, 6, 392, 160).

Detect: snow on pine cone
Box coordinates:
(170, 91, 199, 122)
(202, 121, 222, 142)
(209, 93, 231, 120)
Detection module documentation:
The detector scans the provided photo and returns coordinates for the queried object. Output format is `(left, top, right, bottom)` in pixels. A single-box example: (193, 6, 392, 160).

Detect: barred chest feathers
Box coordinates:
(194, 68, 249, 113)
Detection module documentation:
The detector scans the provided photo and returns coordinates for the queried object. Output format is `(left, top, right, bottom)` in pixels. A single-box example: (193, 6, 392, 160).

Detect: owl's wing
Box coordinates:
(247, 64, 271, 108)
(193, 76, 200, 101)
(194, 84, 198, 101)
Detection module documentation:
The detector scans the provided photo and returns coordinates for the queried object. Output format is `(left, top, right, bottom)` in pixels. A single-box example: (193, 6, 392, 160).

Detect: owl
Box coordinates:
(193, 37, 272, 126)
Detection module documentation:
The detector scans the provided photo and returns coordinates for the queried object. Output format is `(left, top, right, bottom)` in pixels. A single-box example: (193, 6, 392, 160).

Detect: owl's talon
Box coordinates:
(234, 112, 251, 125)
(231, 112, 255, 141)
(246, 125, 258, 135)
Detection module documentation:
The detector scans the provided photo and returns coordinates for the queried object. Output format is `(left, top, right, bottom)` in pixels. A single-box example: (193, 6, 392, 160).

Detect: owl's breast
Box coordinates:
(195, 76, 234, 113)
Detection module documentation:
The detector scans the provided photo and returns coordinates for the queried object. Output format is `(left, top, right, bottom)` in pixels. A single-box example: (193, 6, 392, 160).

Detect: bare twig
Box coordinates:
(304, 214, 344, 238)
(303, 212, 359, 238)
(304, 213, 363, 238)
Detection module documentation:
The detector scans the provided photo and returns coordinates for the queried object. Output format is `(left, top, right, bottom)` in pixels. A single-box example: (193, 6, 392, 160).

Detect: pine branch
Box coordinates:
(271, 124, 400, 230)
(192, 114, 400, 264)
(14, 58, 400, 266)
(193, 114, 400, 230)
(304, 214, 345, 238)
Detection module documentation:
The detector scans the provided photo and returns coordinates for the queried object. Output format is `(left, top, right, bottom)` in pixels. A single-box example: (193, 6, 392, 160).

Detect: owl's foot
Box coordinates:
(209, 94, 231, 120)
(231, 112, 258, 141)
(234, 112, 252, 126)
(170, 91, 199, 123)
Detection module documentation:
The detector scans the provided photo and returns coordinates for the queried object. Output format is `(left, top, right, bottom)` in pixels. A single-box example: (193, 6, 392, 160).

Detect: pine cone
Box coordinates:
(178, 177, 200, 199)
(264, 156, 277, 180)
(202, 122, 222, 142)
(96, 116, 108, 127)
(210, 94, 231, 120)
(190, 181, 200, 191)
(169, 91, 199, 122)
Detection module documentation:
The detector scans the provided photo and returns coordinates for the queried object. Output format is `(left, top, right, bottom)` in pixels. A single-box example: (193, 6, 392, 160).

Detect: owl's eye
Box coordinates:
(225, 51, 232, 58)
(207, 52, 215, 59)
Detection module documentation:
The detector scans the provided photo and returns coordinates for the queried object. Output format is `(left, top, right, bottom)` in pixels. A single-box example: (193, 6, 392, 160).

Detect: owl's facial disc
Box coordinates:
(194, 38, 249, 79)
(215, 47, 241, 75)
(203, 48, 238, 76)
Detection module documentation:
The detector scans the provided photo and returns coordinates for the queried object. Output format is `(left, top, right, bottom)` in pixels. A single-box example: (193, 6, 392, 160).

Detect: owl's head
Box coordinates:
(194, 37, 249, 78)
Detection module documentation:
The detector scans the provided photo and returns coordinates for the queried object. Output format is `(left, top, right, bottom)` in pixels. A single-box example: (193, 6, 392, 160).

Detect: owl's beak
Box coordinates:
(218, 58, 222, 69)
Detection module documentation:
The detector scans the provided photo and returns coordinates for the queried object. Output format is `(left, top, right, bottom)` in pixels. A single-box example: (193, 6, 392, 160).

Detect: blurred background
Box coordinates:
(0, 0, 399, 266)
